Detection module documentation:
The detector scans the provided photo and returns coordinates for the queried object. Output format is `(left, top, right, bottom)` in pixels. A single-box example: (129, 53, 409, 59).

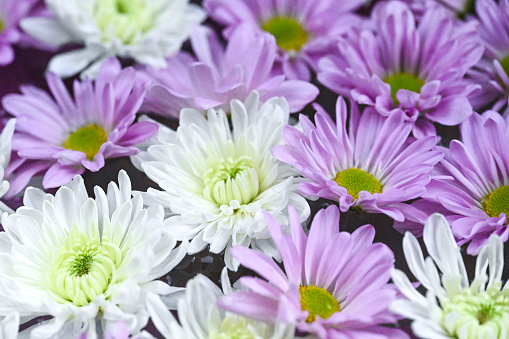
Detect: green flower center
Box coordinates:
(384, 73, 425, 105)
(0, 19, 4, 32)
(441, 286, 509, 338)
(63, 124, 108, 160)
(334, 168, 383, 200)
(261, 16, 308, 52)
(499, 54, 509, 83)
(299, 285, 340, 323)
(483, 185, 509, 219)
(94, 0, 154, 44)
(208, 315, 259, 339)
(48, 229, 123, 306)
(203, 155, 261, 206)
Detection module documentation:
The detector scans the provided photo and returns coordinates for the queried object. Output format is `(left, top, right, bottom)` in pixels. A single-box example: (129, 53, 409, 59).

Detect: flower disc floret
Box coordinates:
(334, 168, 382, 200)
(441, 285, 509, 337)
(94, 0, 153, 45)
(483, 185, 509, 219)
(384, 73, 425, 105)
(299, 285, 340, 323)
(261, 16, 308, 52)
(49, 229, 122, 306)
(63, 124, 108, 160)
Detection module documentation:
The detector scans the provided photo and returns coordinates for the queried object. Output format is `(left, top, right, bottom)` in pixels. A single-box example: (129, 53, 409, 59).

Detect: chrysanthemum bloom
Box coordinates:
(392, 213, 509, 338)
(139, 25, 319, 118)
(147, 269, 295, 338)
(403, 111, 509, 254)
(272, 97, 442, 222)
(2, 57, 158, 197)
(0, 0, 39, 65)
(204, 0, 363, 81)
(132, 91, 310, 270)
(0, 170, 188, 338)
(20, 0, 205, 78)
(218, 205, 408, 338)
(318, 1, 483, 137)
(467, 0, 509, 113)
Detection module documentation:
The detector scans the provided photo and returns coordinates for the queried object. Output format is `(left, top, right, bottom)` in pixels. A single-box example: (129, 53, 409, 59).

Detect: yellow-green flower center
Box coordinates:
(208, 315, 259, 339)
(441, 285, 509, 338)
(384, 72, 425, 105)
(299, 285, 340, 323)
(261, 16, 308, 52)
(48, 229, 122, 306)
(63, 124, 108, 160)
(334, 168, 383, 200)
(483, 185, 509, 219)
(94, 0, 154, 44)
(0, 19, 4, 32)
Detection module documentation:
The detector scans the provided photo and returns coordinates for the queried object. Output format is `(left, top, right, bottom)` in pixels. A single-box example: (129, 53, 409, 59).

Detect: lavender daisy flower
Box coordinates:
(2, 57, 157, 197)
(0, 0, 39, 65)
(204, 0, 363, 81)
(404, 111, 509, 255)
(468, 0, 509, 113)
(273, 97, 443, 222)
(318, 1, 483, 137)
(392, 213, 509, 338)
(218, 205, 408, 338)
(139, 25, 319, 117)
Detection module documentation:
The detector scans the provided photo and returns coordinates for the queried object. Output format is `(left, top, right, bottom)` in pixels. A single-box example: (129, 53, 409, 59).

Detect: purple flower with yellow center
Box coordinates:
(203, 0, 364, 81)
(404, 111, 509, 255)
(218, 205, 409, 339)
(468, 0, 509, 113)
(318, 1, 484, 137)
(0, 0, 39, 65)
(2, 57, 157, 197)
(139, 25, 318, 117)
(272, 97, 443, 222)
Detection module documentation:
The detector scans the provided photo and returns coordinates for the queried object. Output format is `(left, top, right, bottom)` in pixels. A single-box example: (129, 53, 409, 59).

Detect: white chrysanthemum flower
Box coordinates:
(147, 269, 295, 338)
(132, 91, 310, 270)
(391, 213, 509, 339)
(21, 0, 205, 78)
(0, 119, 15, 212)
(0, 170, 188, 339)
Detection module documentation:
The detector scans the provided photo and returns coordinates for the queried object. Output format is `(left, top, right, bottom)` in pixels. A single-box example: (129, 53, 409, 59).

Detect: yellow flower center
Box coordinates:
(334, 168, 382, 200)
(299, 285, 340, 323)
(261, 16, 308, 52)
(63, 124, 108, 160)
(384, 72, 425, 105)
(483, 185, 509, 218)
(48, 229, 123, 306)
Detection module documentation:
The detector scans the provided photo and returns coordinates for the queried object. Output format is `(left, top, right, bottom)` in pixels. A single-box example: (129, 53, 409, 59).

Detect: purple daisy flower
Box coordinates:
(139, 25, 318, 117)
(218, 205, 408, 338)
(3, 57, 157, 197)
(468, 0, 509, 113)
(401, 111, 509, 255)
(318, 1, 484, 137)
(204, 0, 363, 81)
(272, 97, 443, 222)
(0, 0, 40, 65)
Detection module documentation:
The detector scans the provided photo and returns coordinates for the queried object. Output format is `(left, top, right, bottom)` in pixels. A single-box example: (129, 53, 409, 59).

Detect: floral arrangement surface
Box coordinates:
(0, 0, 509, 338)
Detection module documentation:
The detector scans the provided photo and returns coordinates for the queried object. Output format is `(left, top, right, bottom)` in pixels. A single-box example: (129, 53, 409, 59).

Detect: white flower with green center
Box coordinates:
(391, 213, 509, 339)
(21, 0, 205, 78)
(132, 91, 310, 270)
(147, 269, 295, 339)
(0, 170, 188, 339)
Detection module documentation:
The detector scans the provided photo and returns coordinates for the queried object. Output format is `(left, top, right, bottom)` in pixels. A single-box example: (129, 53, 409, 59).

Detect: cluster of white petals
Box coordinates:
(0, 170, 187, 339)
(133, 91, 310, 270)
